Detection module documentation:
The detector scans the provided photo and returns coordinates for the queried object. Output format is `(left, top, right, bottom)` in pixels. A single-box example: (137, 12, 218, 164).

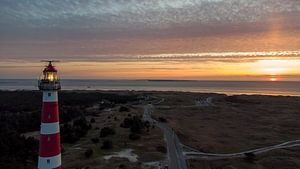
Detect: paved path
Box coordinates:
(184, 140, 300, 160)
(144, 104, 188, 169)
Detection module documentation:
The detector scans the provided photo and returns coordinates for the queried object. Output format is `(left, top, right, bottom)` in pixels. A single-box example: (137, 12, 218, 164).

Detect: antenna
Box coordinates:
(41, 60, 60, 66)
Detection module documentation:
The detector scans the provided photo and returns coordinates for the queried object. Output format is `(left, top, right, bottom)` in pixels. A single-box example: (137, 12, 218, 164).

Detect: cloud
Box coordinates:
(64, 51, 300, 63)
(0, 0, 299, 47)
(1, 0, 300, 33)
(0, 0, 300, 62)
(2, 51, 300, 64)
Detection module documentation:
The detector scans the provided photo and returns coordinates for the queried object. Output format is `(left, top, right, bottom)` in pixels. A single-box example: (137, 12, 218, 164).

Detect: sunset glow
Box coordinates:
(1, 0, 300, 81)
(269, 77, 278, 81)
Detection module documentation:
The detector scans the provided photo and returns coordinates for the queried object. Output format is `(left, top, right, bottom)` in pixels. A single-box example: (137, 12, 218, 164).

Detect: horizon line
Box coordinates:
(1, 78, 300, 82)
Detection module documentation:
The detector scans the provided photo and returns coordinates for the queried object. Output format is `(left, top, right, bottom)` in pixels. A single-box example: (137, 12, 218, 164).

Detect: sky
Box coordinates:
(1, 0, 300, 81)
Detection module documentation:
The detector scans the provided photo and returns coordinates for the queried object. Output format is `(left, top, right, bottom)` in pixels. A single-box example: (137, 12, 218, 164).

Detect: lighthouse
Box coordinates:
(38, 61, 62, 169)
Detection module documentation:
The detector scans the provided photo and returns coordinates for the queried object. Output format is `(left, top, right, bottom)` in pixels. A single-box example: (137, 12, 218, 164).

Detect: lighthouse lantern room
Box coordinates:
(38, 61, 62, 169)
(38, 61, 61, 91)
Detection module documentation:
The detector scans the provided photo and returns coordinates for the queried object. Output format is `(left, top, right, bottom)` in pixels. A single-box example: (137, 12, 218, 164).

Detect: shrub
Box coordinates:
(156, 146, 167, 153)
(120, 116, 145, 134)
(158, 117, 167, 123)
(91, 137, 99, 143)
(244, 152, 256, 163)
(130, 116, 145, 134)
(120, 118, 131, 128)
(90, 118, 96, 123)
(61, 117, 92, 144)
(119, 106, 129, 112)
(101, 140, 113, 149)
(84, 148, 93, 158)
(100, 127, 116, 138)
(129, 133, 141, 140)
(119, 164, 126, 169)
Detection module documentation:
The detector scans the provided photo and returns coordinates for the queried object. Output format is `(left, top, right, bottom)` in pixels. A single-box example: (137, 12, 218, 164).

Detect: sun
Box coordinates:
(269, 77, 278, 81)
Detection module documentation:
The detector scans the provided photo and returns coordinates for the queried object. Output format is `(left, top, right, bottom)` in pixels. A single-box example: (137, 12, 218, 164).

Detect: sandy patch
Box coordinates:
(103, 149, 138, 162)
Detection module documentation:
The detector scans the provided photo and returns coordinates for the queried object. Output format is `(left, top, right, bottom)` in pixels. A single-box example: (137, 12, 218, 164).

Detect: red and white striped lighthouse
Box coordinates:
(38, 61, 62, 169)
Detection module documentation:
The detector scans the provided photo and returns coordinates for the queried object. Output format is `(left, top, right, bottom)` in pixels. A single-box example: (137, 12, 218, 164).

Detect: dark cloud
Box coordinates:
(1, 0, 300, 39)
(0, 0, 300, 63)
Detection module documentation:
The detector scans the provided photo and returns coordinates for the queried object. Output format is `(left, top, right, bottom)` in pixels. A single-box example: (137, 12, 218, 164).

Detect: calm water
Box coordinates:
(0, 79, 300, 96)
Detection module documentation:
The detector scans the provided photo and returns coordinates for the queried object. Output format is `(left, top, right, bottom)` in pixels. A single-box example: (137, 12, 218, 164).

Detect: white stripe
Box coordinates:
(38, 153, 61, 169)
(40, 122, 60, 135)
(43, 91, 58, 102)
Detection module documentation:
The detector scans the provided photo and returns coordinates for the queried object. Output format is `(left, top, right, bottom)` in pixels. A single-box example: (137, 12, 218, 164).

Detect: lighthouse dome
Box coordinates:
(43, 63, 57, 72)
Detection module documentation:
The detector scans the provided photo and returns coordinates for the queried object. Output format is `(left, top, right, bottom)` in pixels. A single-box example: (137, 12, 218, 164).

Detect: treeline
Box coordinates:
(60, 92, 138, 106)
(0, 125, 38, 169)
(0, 91, 139, 133)
(0, 110, 40, 133)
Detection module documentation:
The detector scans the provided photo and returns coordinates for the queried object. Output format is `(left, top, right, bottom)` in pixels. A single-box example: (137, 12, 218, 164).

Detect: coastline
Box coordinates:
(1, 79, 300, 96)
(1, 89, 300, 97)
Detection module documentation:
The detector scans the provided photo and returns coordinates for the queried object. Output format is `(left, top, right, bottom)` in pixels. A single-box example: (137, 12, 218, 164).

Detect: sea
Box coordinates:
(0, 79, 300, 96)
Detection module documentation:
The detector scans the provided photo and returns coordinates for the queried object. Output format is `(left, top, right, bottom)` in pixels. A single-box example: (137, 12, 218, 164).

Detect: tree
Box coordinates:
(158, 117, 167, 123)
(119, 106, 129, 112)
(119, 164, 126, 169)
(84, 149, 93, 158)
(101, 140, 113, 149)
(156, 146, 167, 153)
(120, 116, 145, 134)
(100, 127, 116, 138)
(90, 118, 96, 123)
(244, 152, 256, 163)
(129, 133, 141, 140)
(91, 137, 99, 144)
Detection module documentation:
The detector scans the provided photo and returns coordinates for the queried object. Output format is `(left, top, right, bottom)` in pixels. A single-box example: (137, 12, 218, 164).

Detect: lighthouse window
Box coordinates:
(47, 159, 50, 164)
(48, 93, 51, 97)
(48, 136, 51, 142)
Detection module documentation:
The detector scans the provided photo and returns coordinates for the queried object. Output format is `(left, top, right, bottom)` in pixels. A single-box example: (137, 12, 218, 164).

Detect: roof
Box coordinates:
(43, 63, 57, 72)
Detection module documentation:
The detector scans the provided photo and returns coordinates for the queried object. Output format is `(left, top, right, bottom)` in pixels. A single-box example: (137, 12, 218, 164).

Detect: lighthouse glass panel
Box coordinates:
(45, 72, 57, 81)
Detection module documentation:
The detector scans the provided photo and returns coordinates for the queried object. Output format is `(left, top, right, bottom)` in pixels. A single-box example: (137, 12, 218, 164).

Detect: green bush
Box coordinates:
(90, 118, 96, 123)
(100, 127, 116, 138)
(101, 140, 113, 149)
(84, 149, 93, 158)
(119, 106, 129, 112)
(129, 133, 141, 140)
(91, 137, 99, 144)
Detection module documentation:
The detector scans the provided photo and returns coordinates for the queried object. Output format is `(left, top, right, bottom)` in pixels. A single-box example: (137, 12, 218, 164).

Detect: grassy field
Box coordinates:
(150, 91, 300, 169)
(62, 103, 165, 169)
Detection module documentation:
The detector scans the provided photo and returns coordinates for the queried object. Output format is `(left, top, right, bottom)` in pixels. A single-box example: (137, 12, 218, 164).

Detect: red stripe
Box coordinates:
(53, 166, 61, 169)
(42, 102, 59, 123)
(39, 133, 61, 157)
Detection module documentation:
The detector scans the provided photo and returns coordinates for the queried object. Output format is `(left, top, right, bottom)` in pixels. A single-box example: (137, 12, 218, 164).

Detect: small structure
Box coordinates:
(38, 61, 62, 169)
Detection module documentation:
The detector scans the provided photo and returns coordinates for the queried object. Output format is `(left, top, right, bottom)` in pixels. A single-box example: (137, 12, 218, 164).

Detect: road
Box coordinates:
(144, 104, 188, 169)
(184, 139, 300, 160)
